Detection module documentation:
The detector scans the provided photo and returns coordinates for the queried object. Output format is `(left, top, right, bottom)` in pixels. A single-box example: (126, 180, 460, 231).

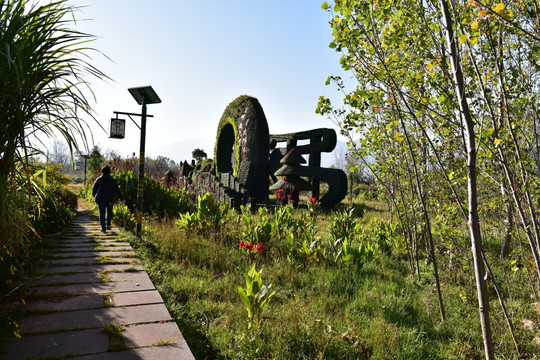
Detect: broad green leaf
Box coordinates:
(237, 286, 252, 315)
(247, 264, 257, 277)
(321, 2, 330, 10)
(458, 34, 468, 44)
(259, 283, 271, 299)
(395, 132, 405, 142)
(260, 291, 276, 309)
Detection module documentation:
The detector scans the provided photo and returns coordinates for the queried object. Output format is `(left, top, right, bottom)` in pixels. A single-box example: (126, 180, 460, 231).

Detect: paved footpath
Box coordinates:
(3, 210, 195, 360)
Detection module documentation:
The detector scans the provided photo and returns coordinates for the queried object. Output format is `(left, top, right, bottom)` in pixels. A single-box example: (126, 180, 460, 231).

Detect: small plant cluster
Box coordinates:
(237, 264, 275, 329)
(112, 203, 136, 233)
(240, 204, 271, 246)
(239, 240, 264, 264)
(176, 192, 233, 239)
(325, 209, 394, 267)
(236, 198, 386, 269)
(240, 202, 317, 265)
(274, 181, 299, 207)
(29, 166, 78, 235)
(278, 204, 321, 264)
(307, 196, 320, 218)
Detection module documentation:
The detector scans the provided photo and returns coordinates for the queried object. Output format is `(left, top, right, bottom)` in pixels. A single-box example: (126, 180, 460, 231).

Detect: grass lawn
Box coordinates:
(101, 199, 540, 359)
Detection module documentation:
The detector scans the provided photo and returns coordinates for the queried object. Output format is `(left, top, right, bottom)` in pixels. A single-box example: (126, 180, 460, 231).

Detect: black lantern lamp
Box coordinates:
(109, 117, 126, 139)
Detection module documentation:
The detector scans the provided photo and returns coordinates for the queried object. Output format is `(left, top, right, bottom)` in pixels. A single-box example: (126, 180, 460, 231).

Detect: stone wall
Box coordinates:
(193, 171, 250, 208)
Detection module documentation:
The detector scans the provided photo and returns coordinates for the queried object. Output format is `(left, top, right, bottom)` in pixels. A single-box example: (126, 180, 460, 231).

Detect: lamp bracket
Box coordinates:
(113, 111, 154, 130)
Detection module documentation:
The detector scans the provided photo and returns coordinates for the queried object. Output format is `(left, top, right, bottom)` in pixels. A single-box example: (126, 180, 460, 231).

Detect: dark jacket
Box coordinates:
(92, 173, 124, 204)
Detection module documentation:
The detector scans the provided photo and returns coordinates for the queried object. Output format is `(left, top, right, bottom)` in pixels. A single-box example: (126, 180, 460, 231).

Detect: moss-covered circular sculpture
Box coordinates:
(214, 95, 270, 200)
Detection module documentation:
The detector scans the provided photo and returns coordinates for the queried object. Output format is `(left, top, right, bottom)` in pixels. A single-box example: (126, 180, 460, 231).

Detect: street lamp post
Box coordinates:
(111, 86, 161, 238)
(81, 154, 90, 185)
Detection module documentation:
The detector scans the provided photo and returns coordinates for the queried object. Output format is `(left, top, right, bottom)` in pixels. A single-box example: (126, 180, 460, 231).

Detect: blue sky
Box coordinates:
(65, 0, 349, 163)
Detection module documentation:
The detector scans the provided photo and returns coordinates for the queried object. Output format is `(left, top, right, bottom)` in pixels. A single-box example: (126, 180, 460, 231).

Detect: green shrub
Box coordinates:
(113, 204, 136, 233)
(1, 163, 76, 292)
(177, 192, 233, 239)
(24, 164, 77, 235)
(240, 204, 271, 245)
(81, 170, 195, 219)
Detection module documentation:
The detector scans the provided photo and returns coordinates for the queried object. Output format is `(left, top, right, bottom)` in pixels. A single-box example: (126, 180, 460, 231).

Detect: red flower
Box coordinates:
(255, 243, 264, 254)
(309, 197, 317, 204)
(239, 240, 245, 248)
(246, 242, 254, 251)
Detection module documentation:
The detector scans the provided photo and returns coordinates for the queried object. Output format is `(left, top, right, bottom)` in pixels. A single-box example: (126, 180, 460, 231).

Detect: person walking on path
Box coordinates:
(92, 165, 124, 233)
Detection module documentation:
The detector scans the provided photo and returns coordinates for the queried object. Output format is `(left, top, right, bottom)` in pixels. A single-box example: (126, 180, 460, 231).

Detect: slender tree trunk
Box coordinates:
(439, 0, 494, 358)
(397, 108, 445, 321)
(500, 177, 513, 258)
(498, 150, 540, 283)
(418, 186, 445, 321)
(482, 252, 521, 357)
(487, 24, 540, 276)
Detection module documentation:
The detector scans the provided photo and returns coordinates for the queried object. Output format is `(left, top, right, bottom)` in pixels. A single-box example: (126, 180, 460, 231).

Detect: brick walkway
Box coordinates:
(2, 210, 195, 360)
